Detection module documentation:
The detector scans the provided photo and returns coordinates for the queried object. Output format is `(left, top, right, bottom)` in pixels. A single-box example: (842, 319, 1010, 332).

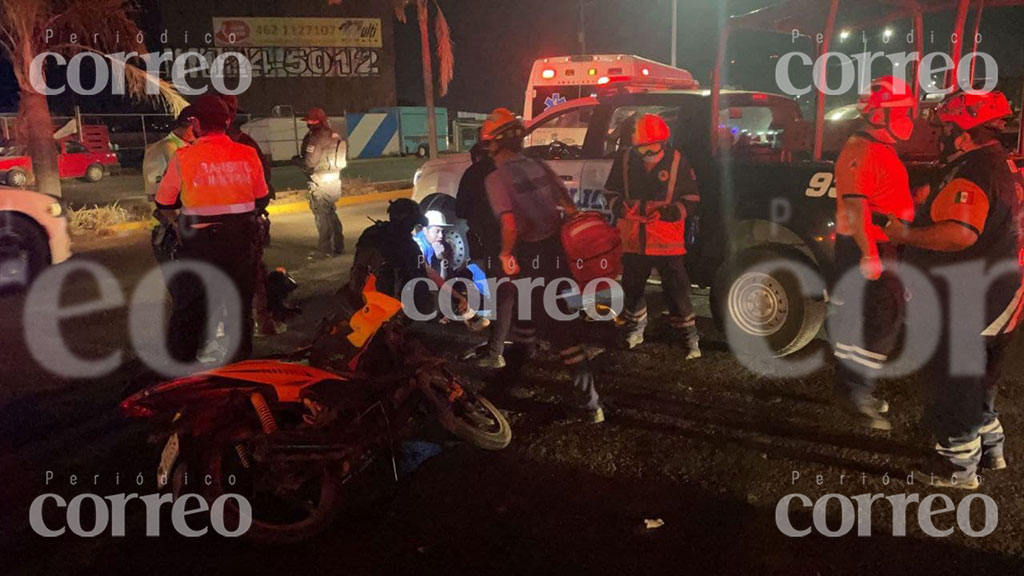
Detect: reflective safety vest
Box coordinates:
(172, 134, 268, 216)
(617, 150, 687, 256)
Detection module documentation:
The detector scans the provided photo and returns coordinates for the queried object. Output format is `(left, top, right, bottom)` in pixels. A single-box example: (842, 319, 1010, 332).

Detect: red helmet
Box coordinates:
(936, 91, 1012, 132)
(481, 108, 523, 142)
(858, 76, 915, 113)
(632, 114, 671, 146)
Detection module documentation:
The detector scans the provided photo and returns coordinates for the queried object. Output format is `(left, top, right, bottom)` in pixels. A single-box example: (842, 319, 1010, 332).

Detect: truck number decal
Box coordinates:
(805, 172, 837, 198)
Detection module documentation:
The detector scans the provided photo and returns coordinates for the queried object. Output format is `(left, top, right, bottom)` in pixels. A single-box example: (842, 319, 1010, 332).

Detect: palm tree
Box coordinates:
(0, 0, 186, 197)
(335, 0, 453, 160)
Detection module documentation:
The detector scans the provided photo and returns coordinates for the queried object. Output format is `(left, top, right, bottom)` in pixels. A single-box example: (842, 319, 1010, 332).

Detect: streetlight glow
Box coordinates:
(840, 30, 850, 41)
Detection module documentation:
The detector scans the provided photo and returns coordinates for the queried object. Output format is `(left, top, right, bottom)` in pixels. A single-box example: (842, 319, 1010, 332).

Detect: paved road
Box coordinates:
(3, 202, 1024, 575)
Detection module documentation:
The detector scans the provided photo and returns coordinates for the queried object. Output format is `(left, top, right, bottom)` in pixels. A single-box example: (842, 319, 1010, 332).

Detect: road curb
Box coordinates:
(99, 188, 413, 234)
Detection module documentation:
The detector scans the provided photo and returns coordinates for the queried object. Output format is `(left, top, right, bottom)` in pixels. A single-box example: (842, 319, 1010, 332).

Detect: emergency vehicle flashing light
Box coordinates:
(541, 68, 556, 79)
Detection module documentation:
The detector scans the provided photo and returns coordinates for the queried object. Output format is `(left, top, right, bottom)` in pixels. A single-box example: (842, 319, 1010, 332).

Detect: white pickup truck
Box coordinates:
(0, 186, 72, 292)
(412, 97, 617, 269)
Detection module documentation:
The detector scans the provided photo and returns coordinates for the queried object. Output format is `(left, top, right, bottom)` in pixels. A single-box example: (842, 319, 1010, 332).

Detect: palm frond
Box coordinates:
(433, 1, 454, 97)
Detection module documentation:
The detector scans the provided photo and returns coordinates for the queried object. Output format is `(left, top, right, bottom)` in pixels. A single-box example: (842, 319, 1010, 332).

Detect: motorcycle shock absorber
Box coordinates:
(234, 444, 252, 469)
(249, 392, 279, 435)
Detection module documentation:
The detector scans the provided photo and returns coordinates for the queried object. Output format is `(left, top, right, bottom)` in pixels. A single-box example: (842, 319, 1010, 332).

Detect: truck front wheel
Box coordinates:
(712, 247, 826, 358)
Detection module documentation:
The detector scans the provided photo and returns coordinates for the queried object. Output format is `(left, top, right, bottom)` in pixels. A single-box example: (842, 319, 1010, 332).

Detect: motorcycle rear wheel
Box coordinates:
(201, 433, 347, 544)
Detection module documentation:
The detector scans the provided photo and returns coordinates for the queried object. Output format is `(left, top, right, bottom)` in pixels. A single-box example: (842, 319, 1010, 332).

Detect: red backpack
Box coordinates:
(561, 211, 622, 287)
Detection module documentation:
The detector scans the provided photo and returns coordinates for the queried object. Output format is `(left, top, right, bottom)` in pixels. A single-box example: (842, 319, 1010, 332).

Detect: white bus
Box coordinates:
(524, 54, 699, 122)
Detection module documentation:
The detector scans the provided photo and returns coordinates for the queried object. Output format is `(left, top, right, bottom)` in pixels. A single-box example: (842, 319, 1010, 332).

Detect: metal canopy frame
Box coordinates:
(712, 0, 1024, 160)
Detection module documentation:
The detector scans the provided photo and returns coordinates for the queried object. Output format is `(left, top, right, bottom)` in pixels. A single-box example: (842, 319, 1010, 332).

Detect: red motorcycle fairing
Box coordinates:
(120, 362, 347, 419)
(199, 361, 346, 403)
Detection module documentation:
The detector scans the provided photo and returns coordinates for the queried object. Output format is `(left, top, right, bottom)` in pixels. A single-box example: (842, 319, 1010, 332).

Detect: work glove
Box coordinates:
(657, 203, 684, 223)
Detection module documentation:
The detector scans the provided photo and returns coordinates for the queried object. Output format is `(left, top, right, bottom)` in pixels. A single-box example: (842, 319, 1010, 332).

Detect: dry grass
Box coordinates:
(67, 202, 150, 235)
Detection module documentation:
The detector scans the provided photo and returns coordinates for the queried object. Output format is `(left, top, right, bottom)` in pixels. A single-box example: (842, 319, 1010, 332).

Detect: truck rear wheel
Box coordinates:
(712, 247, 826, 358)
(84, 164, 104, 183)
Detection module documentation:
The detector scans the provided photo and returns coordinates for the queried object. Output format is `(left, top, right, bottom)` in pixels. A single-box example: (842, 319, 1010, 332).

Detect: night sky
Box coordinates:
(1, 1, 1022, 114)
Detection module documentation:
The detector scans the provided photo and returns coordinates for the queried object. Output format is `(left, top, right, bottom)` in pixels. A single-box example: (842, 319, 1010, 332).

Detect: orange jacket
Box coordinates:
(156, 133, 269, 216)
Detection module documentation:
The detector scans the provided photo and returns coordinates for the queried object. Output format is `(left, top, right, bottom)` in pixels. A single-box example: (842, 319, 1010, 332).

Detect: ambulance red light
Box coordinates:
(541, 68, 556, 79)
(752, 93, 769, 101)
(597, 76, 610, 85)
(641, 67, 650, 76)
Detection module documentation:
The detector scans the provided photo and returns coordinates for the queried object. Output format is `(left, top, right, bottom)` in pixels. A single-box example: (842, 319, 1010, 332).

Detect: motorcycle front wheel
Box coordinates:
(427, 372, 512, 451)
(449, 392, 513, 451)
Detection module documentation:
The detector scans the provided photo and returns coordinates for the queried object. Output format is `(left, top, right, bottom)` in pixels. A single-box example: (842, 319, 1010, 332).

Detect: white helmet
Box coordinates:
(423, 210, 452, 227)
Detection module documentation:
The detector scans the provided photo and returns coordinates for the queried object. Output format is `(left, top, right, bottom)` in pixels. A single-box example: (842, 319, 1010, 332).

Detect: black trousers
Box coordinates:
(831, 236, 905, 403)
(621, 253, 698, 341)
(309, 184, 344, 254)
(168, 216, 258, 364)
(512, 236, 600, 411)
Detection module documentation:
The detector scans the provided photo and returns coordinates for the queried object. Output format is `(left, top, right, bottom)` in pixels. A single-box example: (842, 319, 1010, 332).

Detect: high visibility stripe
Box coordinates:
(979, 419, 1004, 435)
(1005, 292, 1024, 334)
(982, 285, 1024, 336)
(181, 202, 256, 216)
(834, 351, 883, 370)
(835, 343, 888, 362)
(937, 437, 981, 455)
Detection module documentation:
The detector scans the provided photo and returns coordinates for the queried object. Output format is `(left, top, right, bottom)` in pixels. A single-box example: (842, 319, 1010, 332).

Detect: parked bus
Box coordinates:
(524, 54, 699, 122)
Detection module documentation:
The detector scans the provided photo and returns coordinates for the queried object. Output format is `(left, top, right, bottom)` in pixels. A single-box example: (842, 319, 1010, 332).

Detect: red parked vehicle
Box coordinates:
(0, 124, 120, 187)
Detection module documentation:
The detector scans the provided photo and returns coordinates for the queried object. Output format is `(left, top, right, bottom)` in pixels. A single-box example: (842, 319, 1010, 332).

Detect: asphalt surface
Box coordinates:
(3, 203, 1024, 575)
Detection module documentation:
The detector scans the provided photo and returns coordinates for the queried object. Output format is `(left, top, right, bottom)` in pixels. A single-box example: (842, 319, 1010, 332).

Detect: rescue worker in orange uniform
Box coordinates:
(887, 90, 1024, 489)
(604, 113, 701, 358)
(830, 77, 916, 430)
(483, 108, 603, 424)
(156, 94, 270, 364)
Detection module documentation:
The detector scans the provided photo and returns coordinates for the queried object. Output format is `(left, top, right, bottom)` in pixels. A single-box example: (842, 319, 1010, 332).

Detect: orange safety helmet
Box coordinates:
(481, 108, 523, 142)
(936, 90, 1012, 132)
(858, 76, 915, 113)
(632, 114, 671, 147)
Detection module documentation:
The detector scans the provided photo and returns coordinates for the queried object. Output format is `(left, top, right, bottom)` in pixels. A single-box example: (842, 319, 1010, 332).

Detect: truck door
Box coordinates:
(580, 103, 684, 217)
(522, 104, 594, 207)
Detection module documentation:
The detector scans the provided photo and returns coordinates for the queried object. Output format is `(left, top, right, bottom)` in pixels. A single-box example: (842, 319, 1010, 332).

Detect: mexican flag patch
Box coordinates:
(955, 190, 974, 205)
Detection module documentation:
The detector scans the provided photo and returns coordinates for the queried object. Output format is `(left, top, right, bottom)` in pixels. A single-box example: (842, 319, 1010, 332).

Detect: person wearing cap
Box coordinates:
(350, 198, 427, 298)
(143, 106, 195, 203)
(603, 113, 701, 358)
(300, 107, 346, 257)
(215, 93, 282, 337)
(829, 76, 917, 431)
(482, 107, 603, 424)
(155, 94, 270, 364)
(886, 90, 1024, 489)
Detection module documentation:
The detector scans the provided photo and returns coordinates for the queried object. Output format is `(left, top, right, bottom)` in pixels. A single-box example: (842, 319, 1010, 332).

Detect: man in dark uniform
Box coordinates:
(216, 93, 282, 336)
(350, 198, 427, 298)
(456, 139, 512, 367)
(482, 108, 603, 424)
(887, 90, 1024, 489)
(301, 107, 346, 257)
(830, 76, 917, 430)
(604, 113, 701, 359)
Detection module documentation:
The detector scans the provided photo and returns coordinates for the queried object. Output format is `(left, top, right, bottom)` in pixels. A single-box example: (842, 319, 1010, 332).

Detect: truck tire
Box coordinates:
(711, 247, 826, 358)
(6, 168, 28, 188)
(420, 193, 470, 270)
(0, 215, 50, 293)
(84, 164, 104, 183)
